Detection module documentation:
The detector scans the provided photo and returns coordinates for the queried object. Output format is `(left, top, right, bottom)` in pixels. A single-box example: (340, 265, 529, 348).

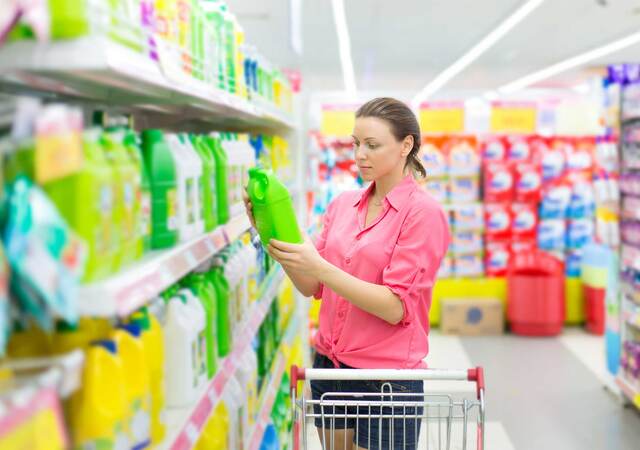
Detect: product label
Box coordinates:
(124, 182, 134, 209)
(141, 193, 151, 236)
(186, 179, 195, 224)
(167, 188, 178, 231)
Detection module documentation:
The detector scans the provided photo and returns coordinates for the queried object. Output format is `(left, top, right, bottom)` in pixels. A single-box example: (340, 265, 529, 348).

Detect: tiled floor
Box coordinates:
(302, 328, 640, 449)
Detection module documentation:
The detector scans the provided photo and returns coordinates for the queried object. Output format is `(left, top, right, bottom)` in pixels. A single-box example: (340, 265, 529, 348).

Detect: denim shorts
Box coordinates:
(310, 352, 424, 450)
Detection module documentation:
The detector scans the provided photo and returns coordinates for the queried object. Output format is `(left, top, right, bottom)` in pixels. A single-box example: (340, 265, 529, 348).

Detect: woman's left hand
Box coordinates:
(267, 234, 327, 277)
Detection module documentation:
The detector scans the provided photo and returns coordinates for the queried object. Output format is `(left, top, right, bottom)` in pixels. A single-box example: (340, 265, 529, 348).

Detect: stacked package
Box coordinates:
(418, 136, 483, 277)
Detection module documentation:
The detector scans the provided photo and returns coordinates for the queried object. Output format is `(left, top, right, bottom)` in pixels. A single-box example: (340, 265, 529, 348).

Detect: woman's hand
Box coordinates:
(268, 234, 328, 277)
(242, 187, 257, 229)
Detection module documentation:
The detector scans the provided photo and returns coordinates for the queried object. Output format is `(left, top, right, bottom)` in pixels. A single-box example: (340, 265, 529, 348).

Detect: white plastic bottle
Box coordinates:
(236, 349, 258, 428)
(178, 288, 208, 388)
(163, 296, 200, 407)
(223, 376, 246, 450)
(180, 134, 205, 236)
(166, 134, 195, 241)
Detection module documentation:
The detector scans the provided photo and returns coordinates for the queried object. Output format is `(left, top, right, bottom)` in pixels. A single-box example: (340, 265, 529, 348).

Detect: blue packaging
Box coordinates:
(566, 250, 582, 276)
(537, 219, 566, 251)
(567, 182, 595, 219)
(567, 219, 594, 249)
(539, 184, 571, 219)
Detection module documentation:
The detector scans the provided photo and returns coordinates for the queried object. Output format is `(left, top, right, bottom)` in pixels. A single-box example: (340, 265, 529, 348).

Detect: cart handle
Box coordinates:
(290, 366, 485, 400)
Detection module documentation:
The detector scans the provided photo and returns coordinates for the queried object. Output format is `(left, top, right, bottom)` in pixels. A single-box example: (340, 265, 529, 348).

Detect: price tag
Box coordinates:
(490, 102, 537, 134)
(419, 102, 465, 133)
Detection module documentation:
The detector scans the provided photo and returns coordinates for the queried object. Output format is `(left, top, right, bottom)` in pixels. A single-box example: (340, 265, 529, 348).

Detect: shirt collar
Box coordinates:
(352, 175, 417, 211)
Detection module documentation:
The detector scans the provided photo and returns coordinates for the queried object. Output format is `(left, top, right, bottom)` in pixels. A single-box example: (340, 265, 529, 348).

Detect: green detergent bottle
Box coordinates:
(48, 0, 90, 38)
(141, 130, 179, 249)
(43, 128, 115, 282)
(191, 135, 217, 232)
(207, 265, 231, 358)
(184, 273, 218, 378)
(199, 135, 219, 229)
(247, 168, 302, 246)
(125, 129, 152, 253)
(207, 134, 230, 225)
(102, 130, 141, 267)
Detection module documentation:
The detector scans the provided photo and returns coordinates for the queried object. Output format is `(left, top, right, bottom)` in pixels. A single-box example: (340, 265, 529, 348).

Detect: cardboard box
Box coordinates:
(440, 298, 504, 335)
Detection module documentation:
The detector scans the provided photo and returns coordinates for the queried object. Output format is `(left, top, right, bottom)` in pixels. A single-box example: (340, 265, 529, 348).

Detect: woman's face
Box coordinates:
(352, 117, 412, 182)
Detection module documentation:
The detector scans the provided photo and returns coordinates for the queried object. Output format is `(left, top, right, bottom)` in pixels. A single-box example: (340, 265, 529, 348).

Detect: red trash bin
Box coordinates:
(584, 285, 605, 335)
(507, 250, 565, 336)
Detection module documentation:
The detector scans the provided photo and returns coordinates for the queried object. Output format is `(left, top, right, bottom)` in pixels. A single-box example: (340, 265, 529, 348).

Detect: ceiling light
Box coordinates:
(411, 0, 545, 108)
(498, 30, 640, 94)
(331, 0, 356, 96)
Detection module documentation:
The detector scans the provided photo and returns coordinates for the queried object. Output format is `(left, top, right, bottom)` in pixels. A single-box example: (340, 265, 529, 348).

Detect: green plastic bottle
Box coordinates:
(199, 136, 219, 228)
(43, 129, 115, 281)
(102, 130, 140, 267)
(208, 266, 231, 358)
(207, 134, 230, 225)
(124, 129, 152, 253)
(47, 0, 90, 39)
(141, 130, 179, 249)
(247, 168, 302, 246)
(220, 3, 237, 94)
(184, 273, 218, 378)
(191, 135, 217, 232)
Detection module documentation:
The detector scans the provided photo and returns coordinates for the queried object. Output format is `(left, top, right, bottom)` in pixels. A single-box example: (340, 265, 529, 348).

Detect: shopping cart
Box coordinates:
(289, 366, 485, 450)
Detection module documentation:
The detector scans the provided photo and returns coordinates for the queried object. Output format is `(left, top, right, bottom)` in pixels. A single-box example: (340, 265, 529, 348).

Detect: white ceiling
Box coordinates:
(227, 0, 640, 94)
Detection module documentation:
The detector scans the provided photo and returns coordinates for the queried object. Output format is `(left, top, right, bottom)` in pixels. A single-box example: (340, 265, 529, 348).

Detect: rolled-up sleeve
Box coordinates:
(382, 205, 450, 326)
(312, 196, 339, 299)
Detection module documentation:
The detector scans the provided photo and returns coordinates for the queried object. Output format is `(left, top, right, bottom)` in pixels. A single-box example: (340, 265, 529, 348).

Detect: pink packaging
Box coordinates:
(514, 161, 542, 203)
(485, 203, 512, 239)
(448, 176, 480, 203)
(454, 254, 484, 277)
(452, 230, 484, 254)
(482, 136, 507, 161)
(484, 161, 514, 202)
(508, 136, 532, 161)
(511, 203, 538, 239)
(485, 240, 510, 277)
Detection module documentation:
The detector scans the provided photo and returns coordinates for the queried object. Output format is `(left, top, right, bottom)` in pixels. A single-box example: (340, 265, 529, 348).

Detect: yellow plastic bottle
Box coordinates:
(130, 308, 166, 445)
(195, 401, 230, 450)
(112, 324, 152, 449)
(51, 319, 98, 355)
(71, 340, 129, 450)
(7, 322, 52, 358)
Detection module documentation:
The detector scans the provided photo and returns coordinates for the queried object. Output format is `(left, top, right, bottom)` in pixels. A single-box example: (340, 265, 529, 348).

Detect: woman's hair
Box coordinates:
(355, 97, 425, 178)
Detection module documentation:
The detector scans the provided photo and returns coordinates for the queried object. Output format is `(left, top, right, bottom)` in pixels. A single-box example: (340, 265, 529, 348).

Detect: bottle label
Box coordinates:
(167, 188, 178, 230)
(186, 179, 195, 224)
(141, 192, 152, 236)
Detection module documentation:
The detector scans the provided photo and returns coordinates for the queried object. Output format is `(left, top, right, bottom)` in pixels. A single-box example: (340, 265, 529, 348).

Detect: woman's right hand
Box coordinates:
(243, 187, 257, 229)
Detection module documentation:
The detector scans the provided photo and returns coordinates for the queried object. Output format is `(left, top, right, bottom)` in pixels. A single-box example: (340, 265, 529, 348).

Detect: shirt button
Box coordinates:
(345, 257, 351, 264)
(338, 311, 345, 318)
(356, 235, 361, 241)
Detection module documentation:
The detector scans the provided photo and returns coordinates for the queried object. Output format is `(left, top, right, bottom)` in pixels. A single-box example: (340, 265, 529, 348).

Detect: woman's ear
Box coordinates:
(401, 135, 414, 157)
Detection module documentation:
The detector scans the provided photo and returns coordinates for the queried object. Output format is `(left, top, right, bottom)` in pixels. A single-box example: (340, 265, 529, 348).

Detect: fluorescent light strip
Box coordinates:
(331, 0, 356, 95)
(499, 31, 640, 94)
(412, 0, 545, 107)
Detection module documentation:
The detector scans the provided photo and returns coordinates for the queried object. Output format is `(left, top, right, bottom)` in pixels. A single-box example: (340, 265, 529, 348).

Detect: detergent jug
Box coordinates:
(247, 168, 302, 245)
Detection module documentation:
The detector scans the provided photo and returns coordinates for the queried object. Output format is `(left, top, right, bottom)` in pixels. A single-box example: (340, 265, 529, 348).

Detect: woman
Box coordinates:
(245, 97, 450, 449)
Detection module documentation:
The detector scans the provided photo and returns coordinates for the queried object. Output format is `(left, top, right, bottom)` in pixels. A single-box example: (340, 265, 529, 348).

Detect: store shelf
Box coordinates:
(247, 312, 300, 450)
(162, 266, 285, 450)
(77, 214, 251, 317)
(0, 36, 294, 132)
(616, 376, 640, 410)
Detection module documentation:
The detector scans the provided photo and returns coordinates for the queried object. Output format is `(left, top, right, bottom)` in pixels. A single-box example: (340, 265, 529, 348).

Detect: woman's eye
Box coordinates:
(367, 143, 378, 150)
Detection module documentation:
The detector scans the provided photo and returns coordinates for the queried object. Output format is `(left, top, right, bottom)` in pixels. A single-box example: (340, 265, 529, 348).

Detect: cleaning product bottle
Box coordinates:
(112, 324, 152, 449)
(208, 133, 230, 224)
(71, 340, 129, 450)
(192, 134, 217, 231)
(208, 265, 231, 357)
(178, 288, 207, 385)
(43, 128, 115, 282)
(102, 130, 140, 268)
(166, 134, 195, 241)
(180, 134, 205, 235)
(163, 296, 202, 407)
(233, 18, 247, 99)
(223, 376, 245, 450)
(48, 0, 90, 39)
(220, 3, 237, 94)
(140, 129, 179, 249)
(51, 319, 100, 355)
(236, 348, 258, 427)
(247, 168, 302, 246)
(130, 308, 166, 445)
(200, 135, 219, 226)
(184, 272, 218, 378)
(7, 322, 52, 358)
(124, 129, 152, 254)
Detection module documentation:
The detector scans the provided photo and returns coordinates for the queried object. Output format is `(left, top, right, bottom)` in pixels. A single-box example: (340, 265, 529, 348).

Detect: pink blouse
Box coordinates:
(313, 175, 450, 369)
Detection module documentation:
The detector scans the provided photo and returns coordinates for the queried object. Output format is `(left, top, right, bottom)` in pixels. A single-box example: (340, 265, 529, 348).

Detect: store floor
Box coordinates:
(304, 329, 640, 450)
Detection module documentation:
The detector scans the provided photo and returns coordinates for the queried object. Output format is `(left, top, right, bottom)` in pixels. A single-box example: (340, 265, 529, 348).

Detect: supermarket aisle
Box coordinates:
(305, 329, 640, 449)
